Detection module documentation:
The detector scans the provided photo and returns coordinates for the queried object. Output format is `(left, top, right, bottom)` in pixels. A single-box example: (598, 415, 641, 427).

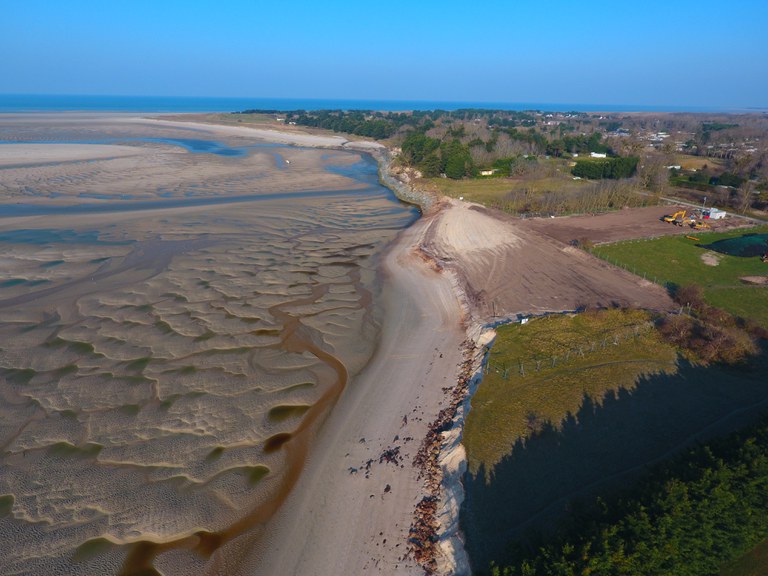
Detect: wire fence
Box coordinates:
(590, 246, 667, 285)
(591, 233, 675, 247)
(484, 321, 656, 379)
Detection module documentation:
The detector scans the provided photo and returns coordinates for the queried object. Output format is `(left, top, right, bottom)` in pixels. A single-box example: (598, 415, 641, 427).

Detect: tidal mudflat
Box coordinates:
(0, 114, 417, 574)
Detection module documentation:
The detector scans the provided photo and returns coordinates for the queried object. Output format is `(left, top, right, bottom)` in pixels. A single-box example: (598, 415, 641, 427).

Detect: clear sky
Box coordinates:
(2, 0, 767, 108)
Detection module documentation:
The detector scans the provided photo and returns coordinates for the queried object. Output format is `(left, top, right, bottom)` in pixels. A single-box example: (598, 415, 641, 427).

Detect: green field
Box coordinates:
(463, 308, 677, 475)
(424, 172, 583, 205)
(592, 226, 768, 328)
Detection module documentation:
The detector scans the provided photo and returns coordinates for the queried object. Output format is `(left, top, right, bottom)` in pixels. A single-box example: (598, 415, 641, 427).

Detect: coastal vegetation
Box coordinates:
(490, 417, 768, 576)
(224, 107, 768, 217)
(463, 309, 677, 475)
(462, 306, 768, 574)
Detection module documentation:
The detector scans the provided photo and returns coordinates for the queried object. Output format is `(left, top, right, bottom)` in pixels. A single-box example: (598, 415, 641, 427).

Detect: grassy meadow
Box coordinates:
(592, 226, 768, 327)
(420, 158, 592, 211)
(463, 308, 678, 475)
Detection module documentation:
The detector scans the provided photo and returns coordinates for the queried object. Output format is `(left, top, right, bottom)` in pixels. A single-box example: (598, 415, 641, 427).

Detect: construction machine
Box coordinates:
(662, 210, 686, 226)
(692, 221, 711, 230)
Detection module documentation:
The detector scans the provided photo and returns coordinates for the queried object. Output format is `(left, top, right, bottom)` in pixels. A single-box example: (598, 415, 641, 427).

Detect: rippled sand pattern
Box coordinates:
(0, 115, 415, 574)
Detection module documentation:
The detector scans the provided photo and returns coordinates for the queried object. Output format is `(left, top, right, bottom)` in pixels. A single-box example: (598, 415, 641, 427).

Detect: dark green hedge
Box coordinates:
(572, 157, 639, 179)
(492, 418, 768, 576)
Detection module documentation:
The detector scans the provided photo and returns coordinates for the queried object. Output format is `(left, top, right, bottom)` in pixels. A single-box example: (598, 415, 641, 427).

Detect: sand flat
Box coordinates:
(139, 117, 351, 147)
(0, 113, 416, 575)
(0, 143, 152, 166)
(0, 114, 368, 208)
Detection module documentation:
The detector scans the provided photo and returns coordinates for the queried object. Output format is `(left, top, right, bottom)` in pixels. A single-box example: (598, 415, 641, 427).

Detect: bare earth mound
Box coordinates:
(419, 200, 674, 320)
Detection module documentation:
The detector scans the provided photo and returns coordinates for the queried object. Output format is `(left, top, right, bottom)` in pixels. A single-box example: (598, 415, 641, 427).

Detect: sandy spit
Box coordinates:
(229, 208, 469, 575)
(138, 117, 352, 148)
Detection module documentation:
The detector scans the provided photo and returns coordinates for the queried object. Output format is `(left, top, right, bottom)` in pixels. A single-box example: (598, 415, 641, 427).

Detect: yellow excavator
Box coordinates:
(692, 220, 711, 230)
(663, 210, 686, 226)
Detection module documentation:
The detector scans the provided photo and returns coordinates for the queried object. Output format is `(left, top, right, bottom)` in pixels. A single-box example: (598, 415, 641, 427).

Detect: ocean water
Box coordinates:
(0, 93, 743, 113)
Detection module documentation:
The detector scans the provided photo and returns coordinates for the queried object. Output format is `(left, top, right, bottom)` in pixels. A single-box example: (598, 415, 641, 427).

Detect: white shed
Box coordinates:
(705, 208, 727, 220)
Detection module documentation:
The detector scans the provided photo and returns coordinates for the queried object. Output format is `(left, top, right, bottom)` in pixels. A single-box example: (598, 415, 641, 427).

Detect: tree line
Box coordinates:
(401, 132, 474, 178)
(491, 416, 768, 576)
(546, 132, 610, 157)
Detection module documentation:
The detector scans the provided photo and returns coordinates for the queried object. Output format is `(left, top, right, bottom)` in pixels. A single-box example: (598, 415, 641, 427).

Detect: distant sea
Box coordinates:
(0, 94, 751, 114)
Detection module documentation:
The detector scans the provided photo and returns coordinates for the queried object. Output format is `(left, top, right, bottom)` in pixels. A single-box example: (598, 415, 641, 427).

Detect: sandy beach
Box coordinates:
(231, 216, 469, 575)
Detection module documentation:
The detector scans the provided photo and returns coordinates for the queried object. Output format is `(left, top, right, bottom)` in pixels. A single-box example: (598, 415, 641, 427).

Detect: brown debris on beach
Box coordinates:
(408, 342, 476, 574)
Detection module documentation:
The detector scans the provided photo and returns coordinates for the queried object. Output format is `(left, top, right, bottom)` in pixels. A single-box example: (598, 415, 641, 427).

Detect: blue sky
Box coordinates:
(2, 0, 767, 107)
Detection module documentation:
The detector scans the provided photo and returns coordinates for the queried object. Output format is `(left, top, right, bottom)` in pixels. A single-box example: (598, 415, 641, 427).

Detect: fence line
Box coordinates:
(484, 321, 655, 380)
(591, 249, 662, 285)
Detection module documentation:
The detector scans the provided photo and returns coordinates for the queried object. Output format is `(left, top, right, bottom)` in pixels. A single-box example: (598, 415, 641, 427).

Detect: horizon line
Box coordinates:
(1, 93, 765, 114)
